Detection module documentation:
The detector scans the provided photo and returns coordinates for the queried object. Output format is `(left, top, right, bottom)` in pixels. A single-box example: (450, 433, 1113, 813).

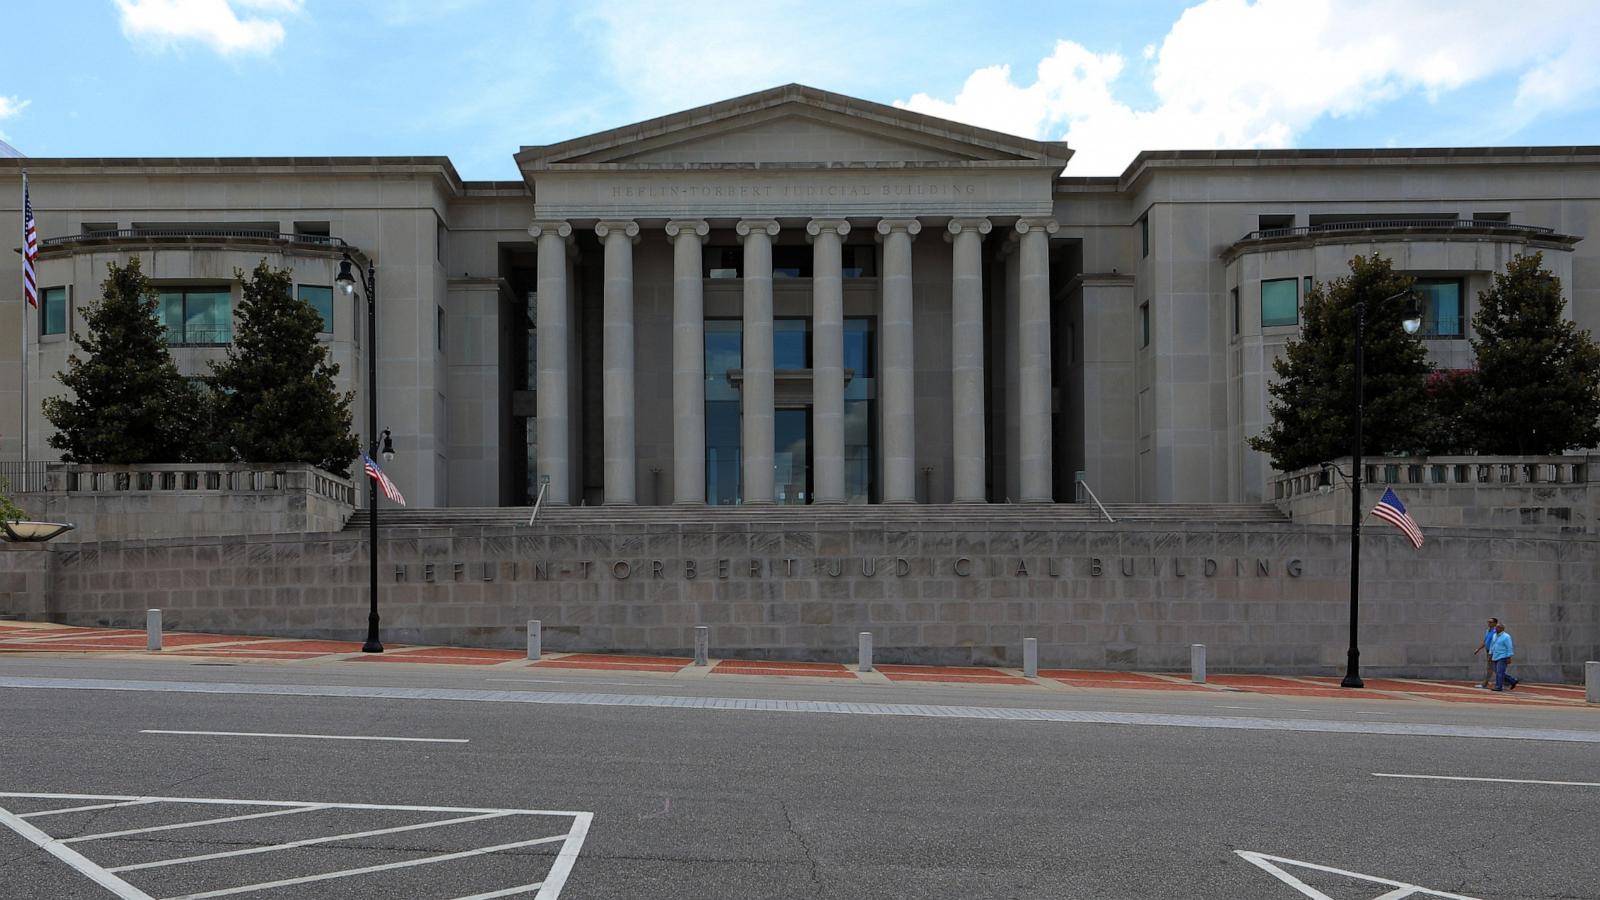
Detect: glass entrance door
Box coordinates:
(773, 407, 811, 505)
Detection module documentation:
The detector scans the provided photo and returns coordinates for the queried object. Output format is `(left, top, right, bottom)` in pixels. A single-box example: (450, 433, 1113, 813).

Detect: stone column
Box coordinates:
(1016, 218, 1059, 503)
(947, 217, 991, 504)
(876, 218, 921, 503)
(807, 219, 849, 504)
(528, 220, 572, 505)
(596, 219, 640, 505)
(666, 219, 709, 506)
(738, 219, 780, 505)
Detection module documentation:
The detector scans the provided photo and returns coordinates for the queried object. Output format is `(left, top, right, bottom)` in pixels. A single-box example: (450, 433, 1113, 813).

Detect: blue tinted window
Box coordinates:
(774, 319, 809, 369)
(41, 287, 66, 335)
(1416, 278, 1463, 337)
(1261, 278, 1298, 327)
(160, 288, 232, 344)
(298, 285, 333, 334)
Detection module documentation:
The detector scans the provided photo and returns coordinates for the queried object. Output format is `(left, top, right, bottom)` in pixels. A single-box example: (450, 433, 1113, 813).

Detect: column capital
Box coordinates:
(945, 217, 992, 242)
(527, 220, 572, 240)
(805, 219, 851, 239)
(665, 219, 710, 240)
(1014, 218, 1060, 236)
(876, 218, 923, 237)
(594, 220, 640, 242)
(736, 218, 781, 240)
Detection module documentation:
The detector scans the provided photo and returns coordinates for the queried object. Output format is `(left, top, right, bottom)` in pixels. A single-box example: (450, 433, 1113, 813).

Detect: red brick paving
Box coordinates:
(712, 659, 854, 678)
(531, 653, 690, 673)
(876, 664, 1034, 686)
(1042, 670, 1216, 691)
(352, 647, 526, 666)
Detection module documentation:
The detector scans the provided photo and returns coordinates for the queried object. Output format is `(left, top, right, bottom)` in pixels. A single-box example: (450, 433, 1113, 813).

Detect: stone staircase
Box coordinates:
(343, 502, 1288, 531)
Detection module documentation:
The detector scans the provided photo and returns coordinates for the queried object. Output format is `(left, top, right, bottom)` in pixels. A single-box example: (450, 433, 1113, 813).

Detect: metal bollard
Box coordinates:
(1190, 643, 1207, 684)
(858, 632, 873, 672)
(1023, 637, 1038, 678)
(146, 609, 162, 652)
(694, 626, 709, 667)
(527, 619, 541, 660)
(1587, 661, 1599, 705)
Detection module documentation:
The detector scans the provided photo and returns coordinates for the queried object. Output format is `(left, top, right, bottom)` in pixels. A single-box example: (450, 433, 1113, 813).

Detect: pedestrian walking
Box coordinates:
(1489, 623, 1518, 692)
(1472, 617, 1498, 688)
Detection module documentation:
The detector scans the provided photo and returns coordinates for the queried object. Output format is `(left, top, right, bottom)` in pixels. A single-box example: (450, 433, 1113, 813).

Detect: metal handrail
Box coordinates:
(1240, 219, 1556, 242)
(1075, 478, 1115, 523)
(40, 228, 349, 249)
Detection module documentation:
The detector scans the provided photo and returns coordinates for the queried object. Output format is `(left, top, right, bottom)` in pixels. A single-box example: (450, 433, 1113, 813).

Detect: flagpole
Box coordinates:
(19, 170, 28, 467)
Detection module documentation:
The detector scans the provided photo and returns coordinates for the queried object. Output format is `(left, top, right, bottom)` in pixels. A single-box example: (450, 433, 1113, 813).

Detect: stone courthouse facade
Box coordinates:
(5, 83, 1595, 507)
(2, 85, 1598, 677)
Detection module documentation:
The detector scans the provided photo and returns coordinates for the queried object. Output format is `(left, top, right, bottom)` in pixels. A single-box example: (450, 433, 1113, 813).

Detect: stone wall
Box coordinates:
(1275, 456, 1598, 533)
(6, 512, 1597, 681)
(14, 463, 357, 542)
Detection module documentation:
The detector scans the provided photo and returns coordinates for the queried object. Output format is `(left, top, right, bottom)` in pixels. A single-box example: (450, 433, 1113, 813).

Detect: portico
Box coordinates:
(514, 85, 1071, 507)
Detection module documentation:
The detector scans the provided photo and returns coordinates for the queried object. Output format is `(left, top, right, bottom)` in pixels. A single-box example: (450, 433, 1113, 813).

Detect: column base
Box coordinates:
(602, 500, 637, 507)
(741, 499, 776, 507)
(672, 499, 706, 507)
(952, 498, 989, 505)
(811, 499, 847, 506)
(879, 499, 919, 506)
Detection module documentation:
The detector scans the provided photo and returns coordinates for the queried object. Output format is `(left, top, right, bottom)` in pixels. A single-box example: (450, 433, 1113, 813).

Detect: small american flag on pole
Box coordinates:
(22, 173, 38, 309)
(1371, 487, 1423, 549)
(362, 453, 406, 506)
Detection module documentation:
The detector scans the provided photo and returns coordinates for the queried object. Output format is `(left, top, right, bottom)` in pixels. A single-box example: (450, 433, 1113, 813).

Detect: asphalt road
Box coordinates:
(0, 656, 1595, 900)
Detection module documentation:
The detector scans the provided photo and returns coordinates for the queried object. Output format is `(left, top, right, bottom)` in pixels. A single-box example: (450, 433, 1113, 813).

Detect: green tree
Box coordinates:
(1248, 255, 1436, 471)
(0, 478, 26, 521)
(1421, 367, 1478, 455)
(207, 261, 359, 476)
(1469, 252, 1600, 454)
(44, 257, 207, 463)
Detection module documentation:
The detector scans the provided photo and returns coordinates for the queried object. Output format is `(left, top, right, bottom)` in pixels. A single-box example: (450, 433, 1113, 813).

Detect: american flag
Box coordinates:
(1371, 487, 1423, 549)
(362, 453, 406, 506)
(22, 173, 38, 309)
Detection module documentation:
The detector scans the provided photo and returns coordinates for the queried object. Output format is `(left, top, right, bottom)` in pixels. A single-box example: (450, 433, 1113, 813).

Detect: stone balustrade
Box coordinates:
(1273, 455, 1598, 531)
(16, 463, 357, 541)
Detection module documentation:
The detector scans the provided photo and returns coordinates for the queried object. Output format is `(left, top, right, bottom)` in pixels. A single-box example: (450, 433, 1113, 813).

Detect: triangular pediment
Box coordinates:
(516, 84, 1071, 171)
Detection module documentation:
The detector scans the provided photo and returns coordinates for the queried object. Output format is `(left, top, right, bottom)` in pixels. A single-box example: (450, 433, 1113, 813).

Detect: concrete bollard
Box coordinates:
(694, 626, 709, 667)
(1190, 643, 1206, 684)
(146, 609, 162, 652)
(527, 619, 541, 660)
(1023, 637, 1039, 678)
(1588, 661, 1599, 705)
(858, 632, 873, 672)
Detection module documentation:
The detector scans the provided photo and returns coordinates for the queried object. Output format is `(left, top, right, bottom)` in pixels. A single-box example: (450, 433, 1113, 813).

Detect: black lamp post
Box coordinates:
(1332, 288, 1423, 689)
(336, 252, 391, 654)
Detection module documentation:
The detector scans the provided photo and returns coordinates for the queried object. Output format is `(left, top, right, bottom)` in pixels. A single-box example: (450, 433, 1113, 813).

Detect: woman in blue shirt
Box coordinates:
(1490, 623, 1518, 691)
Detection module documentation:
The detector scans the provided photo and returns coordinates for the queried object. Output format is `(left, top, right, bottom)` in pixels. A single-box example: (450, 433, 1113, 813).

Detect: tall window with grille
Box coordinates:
(159, 287, 232, 345)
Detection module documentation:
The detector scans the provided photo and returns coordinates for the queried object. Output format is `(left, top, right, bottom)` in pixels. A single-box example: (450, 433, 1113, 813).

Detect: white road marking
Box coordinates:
(0, 792, 594, 900)
(20, 798, 162, 818)
(167, 834, 570, 899)
(1374, 773, 1600, 788)
(1237, 850, 1481, 899)
(61, 805, 332, 844)
(112, 810, 513, 872)
(0, 806, 155, 900)
(140, 729, 468, 744)
(6, 675, 1599, 743)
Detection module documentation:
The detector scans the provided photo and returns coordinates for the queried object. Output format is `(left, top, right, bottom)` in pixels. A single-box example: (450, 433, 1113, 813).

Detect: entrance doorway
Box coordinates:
(774, 407, 812, 505)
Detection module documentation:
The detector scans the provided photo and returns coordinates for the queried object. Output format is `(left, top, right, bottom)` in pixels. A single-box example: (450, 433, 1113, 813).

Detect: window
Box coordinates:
(159, 287, 232, 344)
(1230, 287, 1240, 336)
(40, 286, 67, 336)
(1258, 214, 1294, 234)
(1303, 276, 1314, 299)
(1415, 278, 1464, 338)
(1261, 278, 1299, 327)
(704, 320, 743, 505)
(842, 318, 877, 503)
(298, 285, 333, 334)
(841, 245, 877, 278)
(774, 319, 810, 369)
(1139, 302, 1150, 348)
(437, 306, 445, 352)
(703, 246, 743, 279)
(1139, 216, 1149, 258)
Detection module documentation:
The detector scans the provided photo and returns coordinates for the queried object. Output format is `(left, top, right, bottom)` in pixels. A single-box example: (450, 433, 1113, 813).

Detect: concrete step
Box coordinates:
(344, 503, 1288, 531)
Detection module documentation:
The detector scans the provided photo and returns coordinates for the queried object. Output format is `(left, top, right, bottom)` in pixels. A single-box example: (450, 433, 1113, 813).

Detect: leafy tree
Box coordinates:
(207, 261, 359, 476)
(1421, 367, 1478, 455)
(1468, 253, 1600, 454)
(44, 258, 207, 463)
(1249, 255, 1436, 471)
(0, 478, 25, 521)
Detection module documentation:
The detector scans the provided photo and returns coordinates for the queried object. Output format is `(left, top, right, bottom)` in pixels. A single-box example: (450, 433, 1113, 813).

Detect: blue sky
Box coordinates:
(4, 0, 1598, 179)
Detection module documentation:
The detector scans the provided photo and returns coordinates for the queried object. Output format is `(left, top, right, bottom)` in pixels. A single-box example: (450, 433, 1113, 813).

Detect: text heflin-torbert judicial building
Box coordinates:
(2, 84, 1594, 510)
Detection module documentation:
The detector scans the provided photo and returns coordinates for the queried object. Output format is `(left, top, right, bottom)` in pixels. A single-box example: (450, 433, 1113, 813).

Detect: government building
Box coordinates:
(6, 84, 1593, 509)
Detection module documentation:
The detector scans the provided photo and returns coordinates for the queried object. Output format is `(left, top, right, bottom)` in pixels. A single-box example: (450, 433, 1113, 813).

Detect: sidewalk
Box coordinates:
(0, 621, 1589, 708)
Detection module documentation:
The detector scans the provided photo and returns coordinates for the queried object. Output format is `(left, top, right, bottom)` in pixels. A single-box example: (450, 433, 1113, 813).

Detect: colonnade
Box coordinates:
(526, 216, 1057, 506)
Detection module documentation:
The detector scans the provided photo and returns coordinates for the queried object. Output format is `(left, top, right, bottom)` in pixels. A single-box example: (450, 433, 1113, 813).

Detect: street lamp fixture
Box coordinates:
(1333, 287, 1422, 689)
(337, 251, 388, 654)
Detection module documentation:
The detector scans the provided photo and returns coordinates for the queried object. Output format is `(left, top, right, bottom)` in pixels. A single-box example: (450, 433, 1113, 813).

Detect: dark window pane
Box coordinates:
(298, 285, 334, 334)
(704, 319, 743, 505)
(41, 287, 67, 335)
(1261, 278, 1298, 327)
(1417, 278, 1463, 337)
(774, 319, 809, 369)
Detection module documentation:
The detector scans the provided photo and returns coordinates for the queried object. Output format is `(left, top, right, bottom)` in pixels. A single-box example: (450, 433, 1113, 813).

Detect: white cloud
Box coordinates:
(898, 0, 1600, 175)
(113, 0, 303, 56)
(0, 96, 29, 120)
